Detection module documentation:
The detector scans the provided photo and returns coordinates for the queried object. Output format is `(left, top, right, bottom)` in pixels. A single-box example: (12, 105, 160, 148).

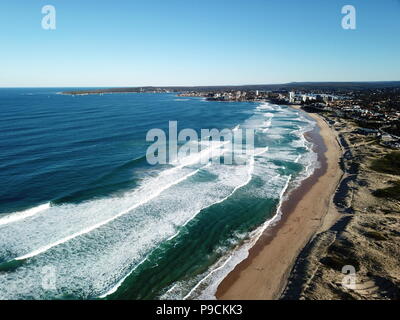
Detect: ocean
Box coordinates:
(0, 88, 318, 299)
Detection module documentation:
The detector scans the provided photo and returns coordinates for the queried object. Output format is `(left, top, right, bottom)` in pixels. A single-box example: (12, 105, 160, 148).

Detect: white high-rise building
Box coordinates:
(289, 91, 295, 103)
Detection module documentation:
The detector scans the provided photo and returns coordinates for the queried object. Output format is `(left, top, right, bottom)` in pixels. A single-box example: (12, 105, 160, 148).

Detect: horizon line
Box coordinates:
(1, 80, 400, 89)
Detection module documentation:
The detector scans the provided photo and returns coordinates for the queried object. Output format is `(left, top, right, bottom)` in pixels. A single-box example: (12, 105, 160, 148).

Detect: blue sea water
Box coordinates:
(0, 88, 317, 299)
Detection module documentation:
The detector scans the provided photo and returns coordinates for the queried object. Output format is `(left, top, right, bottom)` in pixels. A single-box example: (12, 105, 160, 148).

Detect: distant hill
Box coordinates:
(62, 81, 400, 95)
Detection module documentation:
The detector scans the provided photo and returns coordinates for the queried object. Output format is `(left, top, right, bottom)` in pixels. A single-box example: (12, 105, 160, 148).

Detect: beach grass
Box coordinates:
(363, 231, 388, 241)
(372, 181, 400, 201)
(370, 151, 400, 176)
(320, 255, 360, 272)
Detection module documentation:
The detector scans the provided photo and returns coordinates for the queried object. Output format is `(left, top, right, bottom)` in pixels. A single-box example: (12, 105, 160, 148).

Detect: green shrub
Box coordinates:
(320, 255, 360, 272)
(363, 231, 387, 241)
(372, 181, 400, 200)
(370, 151, 400, 175)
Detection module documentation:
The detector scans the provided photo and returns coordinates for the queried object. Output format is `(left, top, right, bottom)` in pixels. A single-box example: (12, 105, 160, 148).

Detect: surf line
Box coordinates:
(97, 161, 213, 299)
(181, 149, 269, 300)
(13, 140, 232, 262)
(14, 166, 207, 262)
(0, 203, 51, 226)
(99, 147, 268, 299)
(185, 174, 291, 300)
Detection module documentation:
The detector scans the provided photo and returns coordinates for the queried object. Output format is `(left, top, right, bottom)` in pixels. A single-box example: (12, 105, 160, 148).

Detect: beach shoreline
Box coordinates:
(216, 106, 343, 300)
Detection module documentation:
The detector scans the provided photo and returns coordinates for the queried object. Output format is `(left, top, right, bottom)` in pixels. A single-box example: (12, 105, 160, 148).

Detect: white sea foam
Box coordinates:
(14, 167, 204, 261)
(0, 203, 50, 226)
(163, 104, 320, 300)
(99, 150, 262, 298)
(161, 151, 294, 300)
(0, 141, 231, 263)
(169, 105, 317, 301)
(0, 142, 260, 299)
(255, 102, 278, 111)
(263, 112, 274, 118)
(176, 172, 294, 300)
(172, 140, 229, 167)
(0, 101, 319, 300)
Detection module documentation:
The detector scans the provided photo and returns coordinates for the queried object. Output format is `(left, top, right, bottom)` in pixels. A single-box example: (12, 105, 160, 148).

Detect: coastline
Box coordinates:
(216, 106, 343, 300)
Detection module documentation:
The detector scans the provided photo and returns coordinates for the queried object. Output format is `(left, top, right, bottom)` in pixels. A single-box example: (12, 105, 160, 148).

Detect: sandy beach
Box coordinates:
(216, 106, 343, 300)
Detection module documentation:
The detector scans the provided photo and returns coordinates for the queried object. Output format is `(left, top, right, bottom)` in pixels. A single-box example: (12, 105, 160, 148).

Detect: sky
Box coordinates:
(0, 0, 399, 87)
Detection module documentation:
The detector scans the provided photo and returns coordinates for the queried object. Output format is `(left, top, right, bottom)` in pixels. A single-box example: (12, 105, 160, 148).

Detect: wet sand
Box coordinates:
(216, 106, 343, 300)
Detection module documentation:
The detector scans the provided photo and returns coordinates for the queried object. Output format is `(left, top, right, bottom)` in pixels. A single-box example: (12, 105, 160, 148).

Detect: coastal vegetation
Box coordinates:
(320, 240, 360, 271)
(370, 151, 400, 176)
(372, 181, 400, 201)
(320, 255, 360, 272)
(282, 114, 400, 300)
(363, 230, 388, 241)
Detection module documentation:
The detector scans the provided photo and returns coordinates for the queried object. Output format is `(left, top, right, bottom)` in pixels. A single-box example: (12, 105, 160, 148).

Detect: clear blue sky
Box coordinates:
(0, 0, 399, 87)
